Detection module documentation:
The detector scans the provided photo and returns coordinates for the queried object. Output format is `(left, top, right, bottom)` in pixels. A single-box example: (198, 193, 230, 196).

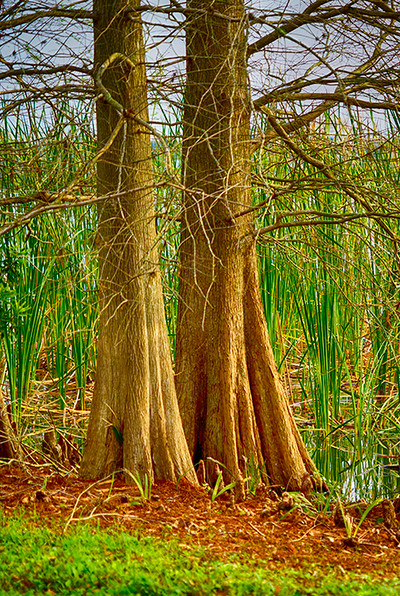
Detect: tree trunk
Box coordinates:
(176, 0, 316, 492)
(80, 0, 196, 485)
(0, 388, 19, 460)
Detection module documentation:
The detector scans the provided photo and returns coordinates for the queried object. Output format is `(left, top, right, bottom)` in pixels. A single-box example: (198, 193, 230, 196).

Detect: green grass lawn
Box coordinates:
(0, 510, 399, 596)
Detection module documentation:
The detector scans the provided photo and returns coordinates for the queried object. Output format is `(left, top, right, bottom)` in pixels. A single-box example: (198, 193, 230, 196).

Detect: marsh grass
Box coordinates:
(256, 112, 400, 497)
(1, 102, 400, 498)
(0, 101, 97, 452)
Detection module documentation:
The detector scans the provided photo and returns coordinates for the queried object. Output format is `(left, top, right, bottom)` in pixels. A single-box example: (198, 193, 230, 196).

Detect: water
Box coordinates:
(303, 430, 400, 500)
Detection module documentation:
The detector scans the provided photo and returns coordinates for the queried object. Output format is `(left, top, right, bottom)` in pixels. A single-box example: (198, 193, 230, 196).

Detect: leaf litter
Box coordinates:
(0, 464, 399, 579)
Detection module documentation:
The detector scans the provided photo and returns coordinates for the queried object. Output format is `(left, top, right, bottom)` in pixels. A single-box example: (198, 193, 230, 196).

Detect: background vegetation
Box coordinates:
(1, 98, 400, 499)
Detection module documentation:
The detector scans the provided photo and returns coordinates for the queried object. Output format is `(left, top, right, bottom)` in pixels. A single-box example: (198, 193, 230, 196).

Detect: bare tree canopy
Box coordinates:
(1, 1, 399, 228)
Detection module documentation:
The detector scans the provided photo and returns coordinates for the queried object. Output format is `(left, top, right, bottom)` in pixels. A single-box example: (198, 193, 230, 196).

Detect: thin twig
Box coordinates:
(63, 472, 121, 534)
(248, 521, 267, 538)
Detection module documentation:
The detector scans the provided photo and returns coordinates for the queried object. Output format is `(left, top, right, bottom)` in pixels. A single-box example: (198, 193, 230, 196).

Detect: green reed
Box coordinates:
(0, 100, 97, 439)
(255, 110, 400, 497)
(1, 98, 400, 498)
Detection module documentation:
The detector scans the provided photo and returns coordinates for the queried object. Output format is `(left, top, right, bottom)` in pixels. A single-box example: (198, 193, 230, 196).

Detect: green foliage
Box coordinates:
(210, 471, 236, 502)
(353, 497, 384, 538)
(1, 99, 400, 500)
(125, 470, 153, 502)
(0, 238, 52, 423)
(1, 511, 399, 595)
(0, 101, 98, 448)
(111, 425, 123, 446)
(243, 455, 265, 497)
(153, 107, 183, 355)
(255, 112, 400, 499)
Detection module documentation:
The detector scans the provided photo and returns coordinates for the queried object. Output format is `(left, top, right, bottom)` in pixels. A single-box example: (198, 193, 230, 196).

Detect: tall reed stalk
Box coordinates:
(1, 98, 400, 497)
(0, 100, 97, 440)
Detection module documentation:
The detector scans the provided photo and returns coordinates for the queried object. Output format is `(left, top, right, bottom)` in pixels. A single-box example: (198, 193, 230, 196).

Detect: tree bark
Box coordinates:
(0, 388, 19, 460)
(176, 0, 316, 491)
(80, 0, 196, 485)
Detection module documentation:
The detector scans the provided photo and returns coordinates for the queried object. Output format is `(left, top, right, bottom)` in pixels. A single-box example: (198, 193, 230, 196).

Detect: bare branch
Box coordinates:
(258, 106, 400, 270)
(0, 6, 93, 31)
(0, 64, 91, 81)
(247, 0, 355, 56)
(255, 209, 400, 238)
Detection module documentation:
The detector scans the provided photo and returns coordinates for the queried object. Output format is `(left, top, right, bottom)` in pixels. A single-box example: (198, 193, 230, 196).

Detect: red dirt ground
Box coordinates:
(1, 465, 399, 577)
